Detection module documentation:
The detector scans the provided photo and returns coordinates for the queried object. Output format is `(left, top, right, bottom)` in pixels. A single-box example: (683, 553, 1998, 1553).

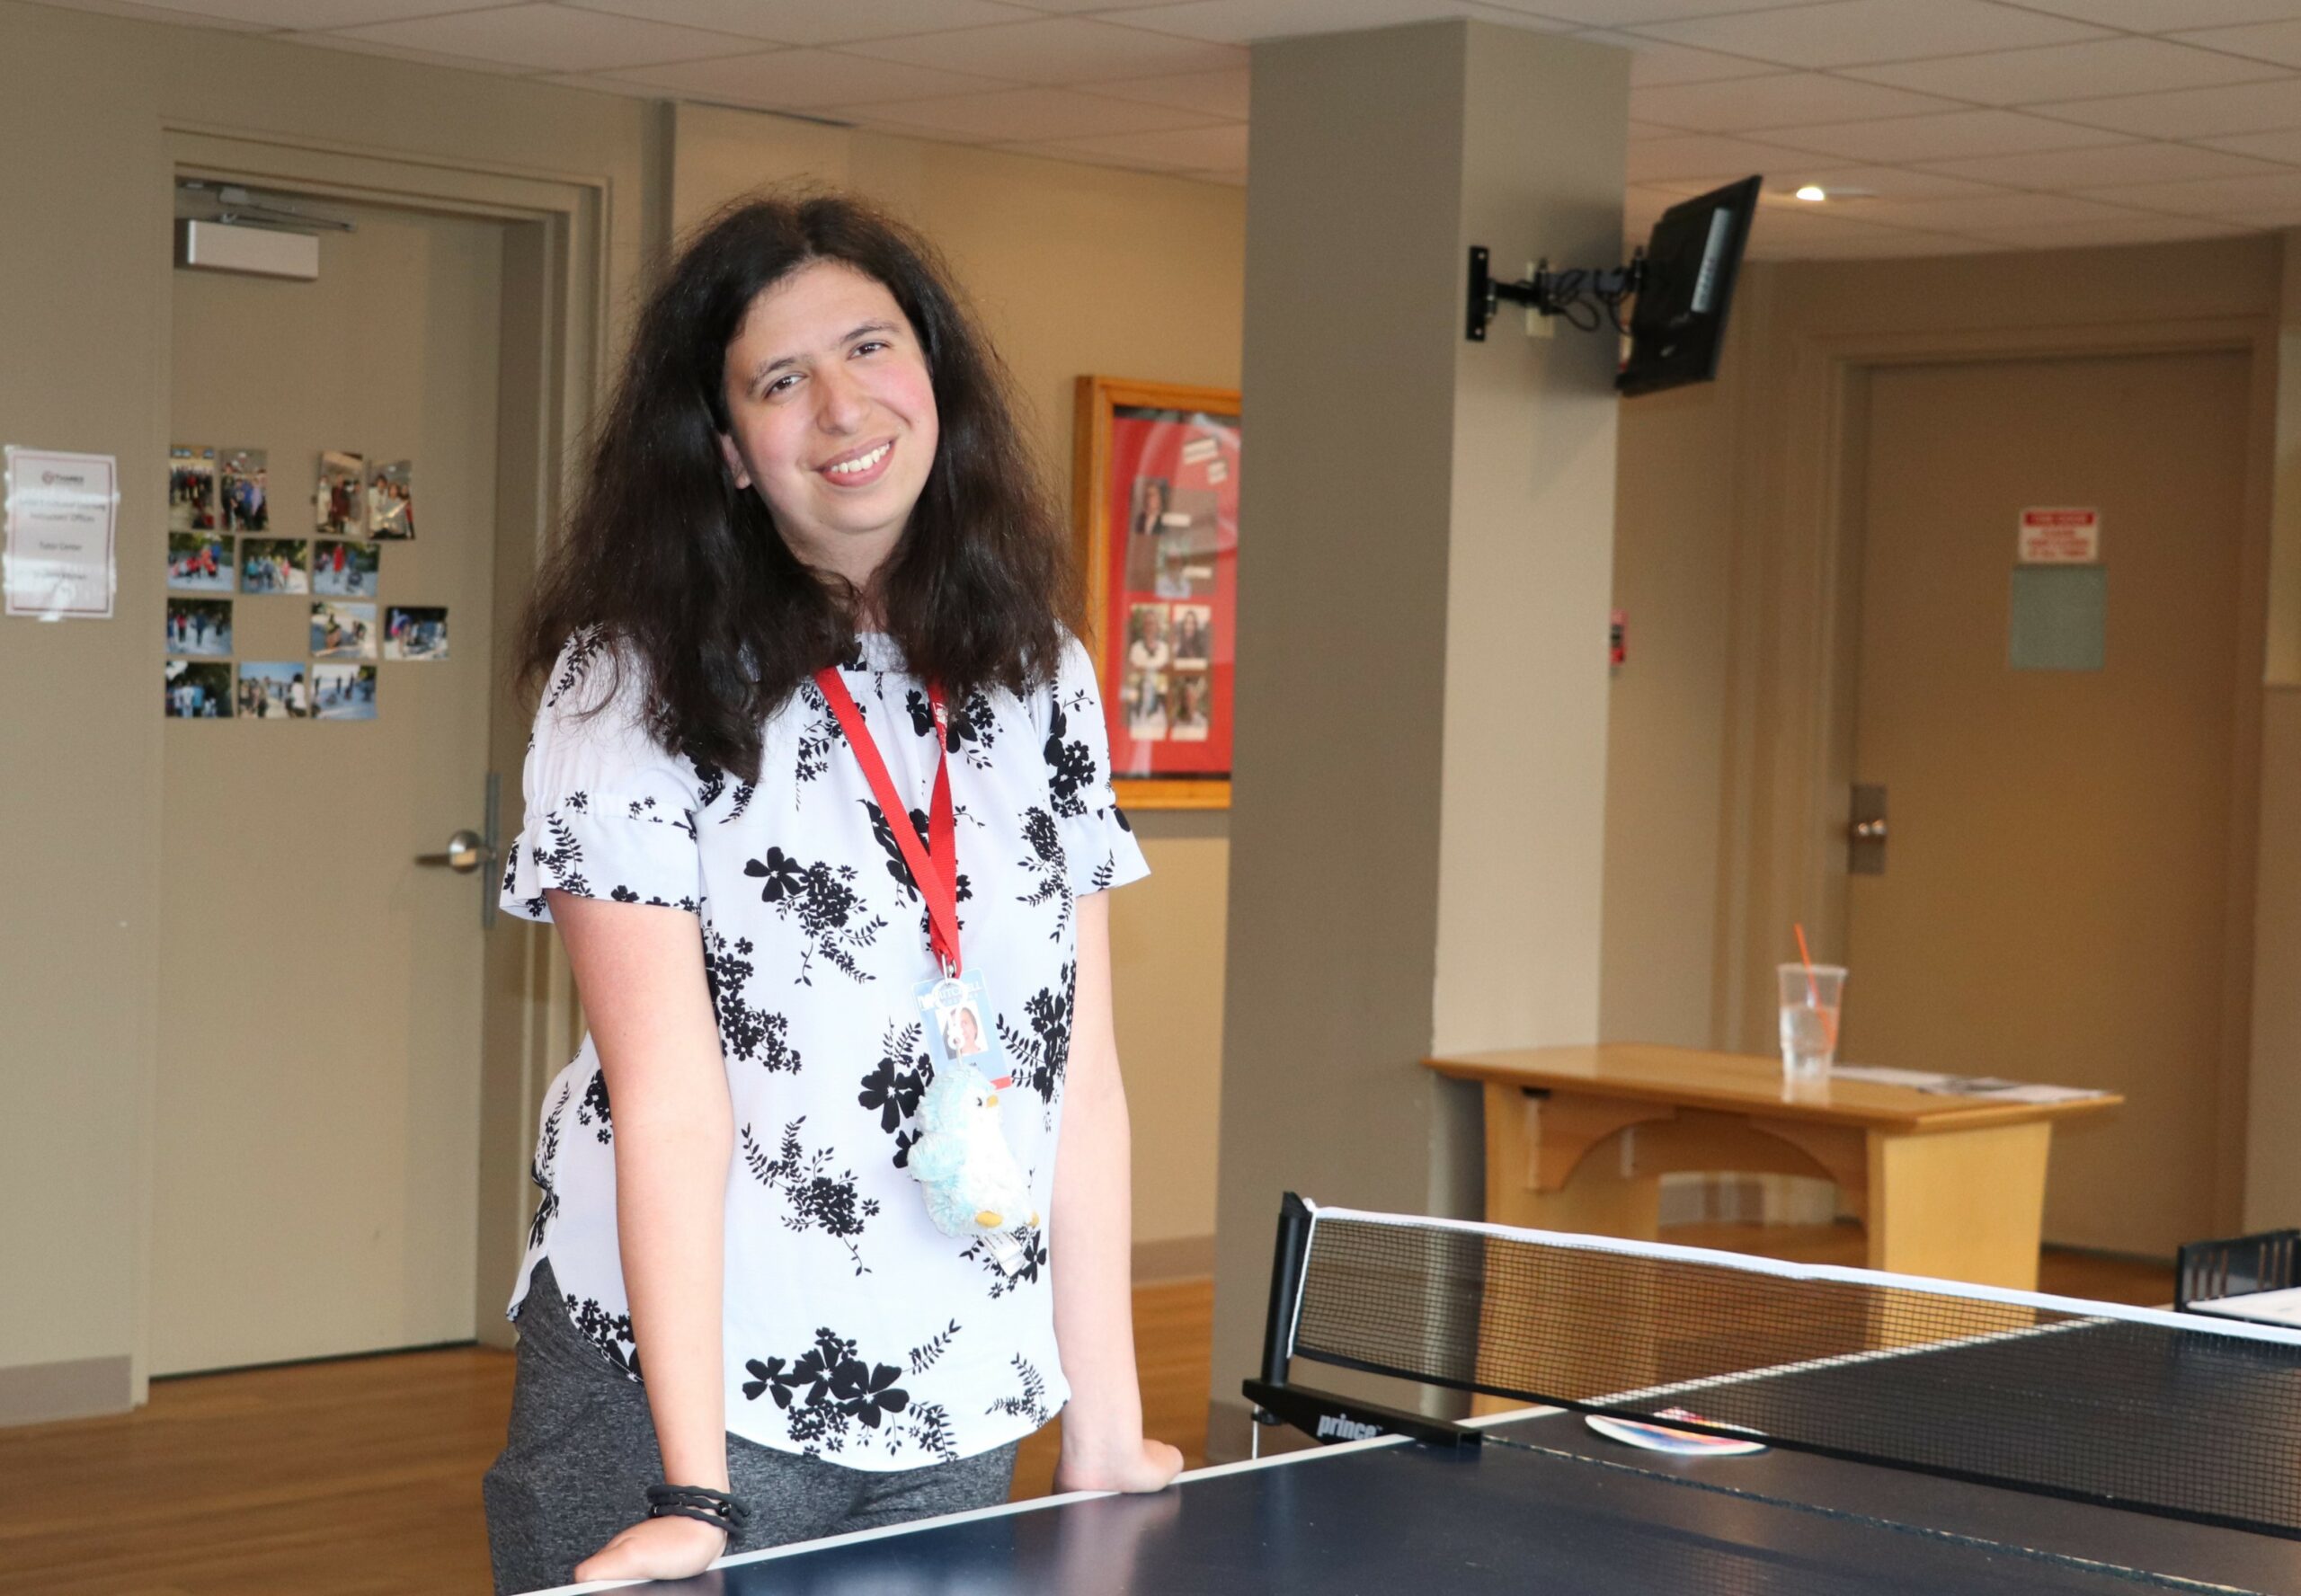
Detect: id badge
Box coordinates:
(911, 970, 1030, 1276)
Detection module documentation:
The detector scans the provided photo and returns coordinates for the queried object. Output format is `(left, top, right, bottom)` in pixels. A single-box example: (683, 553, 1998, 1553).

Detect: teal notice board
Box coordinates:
(2009, 565, 2106, 672)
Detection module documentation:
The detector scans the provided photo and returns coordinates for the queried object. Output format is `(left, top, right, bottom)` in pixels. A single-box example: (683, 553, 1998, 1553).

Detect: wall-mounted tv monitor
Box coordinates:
(1617, 175, 1760, 398)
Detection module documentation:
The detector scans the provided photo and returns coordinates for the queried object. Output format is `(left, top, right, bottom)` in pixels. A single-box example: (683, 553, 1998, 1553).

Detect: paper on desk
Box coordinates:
(1828, 1065, 2100, 1104)
(2189, 1286, 2301, 1330)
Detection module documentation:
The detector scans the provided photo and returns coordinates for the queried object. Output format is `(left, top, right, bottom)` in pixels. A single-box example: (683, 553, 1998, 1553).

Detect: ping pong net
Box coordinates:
(1247, 1195, 2301, 1542)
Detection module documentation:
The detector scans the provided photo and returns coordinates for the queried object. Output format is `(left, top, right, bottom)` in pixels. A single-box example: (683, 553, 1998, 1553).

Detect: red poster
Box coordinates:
(1099, 404, 1238, 783)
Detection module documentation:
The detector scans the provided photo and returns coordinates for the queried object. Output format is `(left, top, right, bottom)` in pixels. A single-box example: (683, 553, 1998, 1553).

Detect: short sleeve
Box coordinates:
(499, 632, 703, 922)
(1039, 634, 1149, 896)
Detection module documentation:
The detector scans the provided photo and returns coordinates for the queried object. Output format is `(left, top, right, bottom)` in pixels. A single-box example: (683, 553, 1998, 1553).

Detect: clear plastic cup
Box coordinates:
(1777, 963, 1847, 1082)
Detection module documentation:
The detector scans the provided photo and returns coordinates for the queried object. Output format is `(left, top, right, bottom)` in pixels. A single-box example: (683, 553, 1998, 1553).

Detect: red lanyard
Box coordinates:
(812, 667, 962, 976)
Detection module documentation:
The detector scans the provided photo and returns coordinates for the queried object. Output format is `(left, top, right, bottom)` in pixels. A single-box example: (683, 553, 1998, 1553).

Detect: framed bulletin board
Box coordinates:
(1071, 376, 1239, 811)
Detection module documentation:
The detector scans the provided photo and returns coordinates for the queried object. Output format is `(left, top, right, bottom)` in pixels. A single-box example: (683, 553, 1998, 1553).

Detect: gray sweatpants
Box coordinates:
(482, 1260, 1019, 1595)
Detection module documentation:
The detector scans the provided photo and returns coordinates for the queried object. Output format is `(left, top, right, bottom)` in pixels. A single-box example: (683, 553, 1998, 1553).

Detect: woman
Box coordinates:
(484, 194, 1180, 1593)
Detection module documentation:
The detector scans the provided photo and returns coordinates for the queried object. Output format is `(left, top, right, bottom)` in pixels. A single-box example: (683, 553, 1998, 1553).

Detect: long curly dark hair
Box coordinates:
(517, 191, 1077, 783)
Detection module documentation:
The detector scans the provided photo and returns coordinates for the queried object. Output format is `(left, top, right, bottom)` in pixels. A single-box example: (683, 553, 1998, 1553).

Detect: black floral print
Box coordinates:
(544, 625, 607, 709)
(741, 1327, 911, 1455)
(1042, 692, 1097, 820)
(961, 1222, 1048, 1299)
(571, 1294, 642, 1382)
(902, 1402, 958, 1464)
(527, 1082, 569, 1251)
(985, 1354, 1051, 1427)
(793, 678, 848, 788)
(578, 1068, 613, 1144)
(745, 847, 885, 984)
(703, 923, 803, 1072)
(1014, 807, 1071, 941)
(908, 686, 999, 771)
(534, 811, 591, 897)
(998, 962, 1075, 1108)
(744, 1119, 881, 1276)
(857, 1021, 933, 1169)
(908, 1320, 960, 1375)
(864, 801, 973, 947)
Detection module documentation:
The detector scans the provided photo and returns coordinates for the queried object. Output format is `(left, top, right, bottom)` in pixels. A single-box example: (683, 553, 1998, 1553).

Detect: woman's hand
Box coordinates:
(1053, 1433, 1185, 1495)
(573, 1514, 729, 1583)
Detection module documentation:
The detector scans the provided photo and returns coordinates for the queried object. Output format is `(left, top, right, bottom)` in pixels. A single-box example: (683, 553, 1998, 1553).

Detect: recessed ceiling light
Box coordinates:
(1795, 184, 1827, 202)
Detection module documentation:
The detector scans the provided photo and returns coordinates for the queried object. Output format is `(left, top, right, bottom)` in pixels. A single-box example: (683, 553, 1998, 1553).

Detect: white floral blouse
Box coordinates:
(499, 629, 1145, 1469)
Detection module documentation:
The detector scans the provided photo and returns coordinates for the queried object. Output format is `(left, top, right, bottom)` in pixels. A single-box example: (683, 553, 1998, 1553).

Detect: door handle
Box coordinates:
(414, 773, 502, 928)
(1849, 784, 1887, 876)
(416, 829, 491, 873)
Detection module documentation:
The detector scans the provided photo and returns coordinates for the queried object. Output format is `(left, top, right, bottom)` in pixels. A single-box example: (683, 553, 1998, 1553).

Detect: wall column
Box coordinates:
(1208, 19, 1628, 1451)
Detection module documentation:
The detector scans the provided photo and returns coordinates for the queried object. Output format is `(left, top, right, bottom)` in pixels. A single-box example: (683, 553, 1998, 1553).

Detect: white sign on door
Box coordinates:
(4, 447, 119, 618)
(2018, 507, 2100, 565)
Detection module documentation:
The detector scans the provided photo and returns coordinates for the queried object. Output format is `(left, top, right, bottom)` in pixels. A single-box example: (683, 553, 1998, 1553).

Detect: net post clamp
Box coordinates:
(1242, 1379, 1483, 1451)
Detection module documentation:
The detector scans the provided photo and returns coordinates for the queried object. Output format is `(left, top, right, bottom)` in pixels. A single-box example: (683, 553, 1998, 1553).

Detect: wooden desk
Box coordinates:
(1424, 1043, 2121, 1290)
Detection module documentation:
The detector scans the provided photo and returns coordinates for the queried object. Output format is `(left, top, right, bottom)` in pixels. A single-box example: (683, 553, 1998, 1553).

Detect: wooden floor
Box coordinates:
(0, 1240, 2164, 1596)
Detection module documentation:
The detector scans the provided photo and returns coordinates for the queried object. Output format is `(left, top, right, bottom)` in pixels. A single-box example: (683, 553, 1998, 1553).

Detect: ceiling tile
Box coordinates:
(1955, 214, 2248, 248)
(1836, 191, 2157, 231)
(1754, 164, 2011, 200)
(323, 4, 753, 73)
(591, 49, 1016, 109)
(1623, 132, 1808, 183)
(1844, 37, 2286, 105)
(842, 16, 1239, 82)
(72, 0, 498, 23)
(1632, 0, 2110, 70)
(561, 0, 1038, 46)
(1005, 121, 1248, 170)
(1536, 0, 1852, 22)
(1084, 66, 1249, 118)
(2011, 0, 2301, 29)
(288, 31, 535, 72)
(2079, 168, 2301, 217)
(1755, 228, 1988, 260)
(29, 0, 276, 26)
(2044, 75, 2301, 138)
(1753, 107, 2129, 164)
(2199, 126, 2301, 164)
(1918, 141, 2288, 191)
(827, 84, 1225, 140)
(2172, 20, 2301, 71)
(1630, 71, 1960, 132)
(1097, 0, 1488, 45)
(1571, 31, 1783, 86)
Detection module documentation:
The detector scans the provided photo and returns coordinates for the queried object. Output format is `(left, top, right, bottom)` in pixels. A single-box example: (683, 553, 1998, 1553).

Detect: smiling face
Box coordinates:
(716, 259, 939, 594)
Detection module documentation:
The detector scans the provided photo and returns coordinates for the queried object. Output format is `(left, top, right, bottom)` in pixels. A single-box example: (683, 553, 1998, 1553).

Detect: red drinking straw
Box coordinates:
(1794, 922, 1839, 1050)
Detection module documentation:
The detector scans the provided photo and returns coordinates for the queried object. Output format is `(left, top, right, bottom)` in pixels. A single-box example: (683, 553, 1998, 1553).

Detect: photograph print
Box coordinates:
(240, 537, 310, 595)
(166, 597, 232, 658)
(164, 659, 232, 719)
(368, 459, 414, 539)
(167, 445, 217, 533)
(312, 538, 380, 598)
(311, 599, 377, 661)
(315, 450, 365, 537)
(1171, 602, 1212, 666)
(383, 606, 448, 661)
(312, 662, 377, 721)
(166, 530, 234, 593)
(219, 448, 269, 531)
(1167, 670, 1210, 742)
(236, 661, 308, 720)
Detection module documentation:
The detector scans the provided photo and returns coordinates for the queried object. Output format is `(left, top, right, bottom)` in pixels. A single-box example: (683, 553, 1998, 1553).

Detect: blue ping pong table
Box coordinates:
(534, 1317, 2301, 1596)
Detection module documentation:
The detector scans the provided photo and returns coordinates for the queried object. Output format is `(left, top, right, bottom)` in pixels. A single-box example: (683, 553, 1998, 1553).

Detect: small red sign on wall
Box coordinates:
(2018, 507, 2100, 564)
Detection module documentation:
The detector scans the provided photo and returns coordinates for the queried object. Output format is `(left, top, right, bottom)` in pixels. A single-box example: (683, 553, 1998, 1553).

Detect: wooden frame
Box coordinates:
(1072, 375, 1239, 811)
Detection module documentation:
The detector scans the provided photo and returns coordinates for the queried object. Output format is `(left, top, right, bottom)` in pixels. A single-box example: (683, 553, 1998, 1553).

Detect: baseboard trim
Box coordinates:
(0, 1354, 133, 1427)
(1133, 1233, 1215, 1282)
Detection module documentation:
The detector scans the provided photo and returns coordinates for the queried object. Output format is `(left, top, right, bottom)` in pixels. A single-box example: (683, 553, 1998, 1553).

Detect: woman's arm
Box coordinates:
(1049, 891, 1185, 1494)
(546, 891, 738, 1583)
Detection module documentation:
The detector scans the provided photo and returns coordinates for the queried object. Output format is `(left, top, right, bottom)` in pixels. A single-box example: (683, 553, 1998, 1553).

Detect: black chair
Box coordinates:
(2174, 1228, 2300, 1312)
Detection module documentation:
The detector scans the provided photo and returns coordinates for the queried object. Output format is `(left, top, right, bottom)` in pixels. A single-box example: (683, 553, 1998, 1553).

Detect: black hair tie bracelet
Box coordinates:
(644, 1484, 751, 1536)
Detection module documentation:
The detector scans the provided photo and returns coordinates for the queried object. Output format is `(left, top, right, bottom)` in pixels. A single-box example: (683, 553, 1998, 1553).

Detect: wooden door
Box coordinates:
(1843, 350, 2248, 1257)
(155, 200, 505, 1371)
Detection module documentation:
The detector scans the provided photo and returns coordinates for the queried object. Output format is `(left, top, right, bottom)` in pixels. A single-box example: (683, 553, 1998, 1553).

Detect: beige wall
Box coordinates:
(664, 102, 1246, 1255)
(1602, 235, 2301, 1249)
(0, 1, 1249, 1414)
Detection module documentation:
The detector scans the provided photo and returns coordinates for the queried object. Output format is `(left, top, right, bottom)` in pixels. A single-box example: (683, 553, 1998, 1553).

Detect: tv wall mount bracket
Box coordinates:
(1466, 244, 1643, 341)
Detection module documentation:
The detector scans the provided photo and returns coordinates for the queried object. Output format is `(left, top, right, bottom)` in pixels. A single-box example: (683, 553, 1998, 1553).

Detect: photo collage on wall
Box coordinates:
(1104, 408, 1237, 775)
(162, 444, 447, 720)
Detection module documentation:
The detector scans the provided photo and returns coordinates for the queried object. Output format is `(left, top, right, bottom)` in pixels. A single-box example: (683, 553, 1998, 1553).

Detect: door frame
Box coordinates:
(1716, 309, 2278, 1240)
(140, 126, 610, 1391)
